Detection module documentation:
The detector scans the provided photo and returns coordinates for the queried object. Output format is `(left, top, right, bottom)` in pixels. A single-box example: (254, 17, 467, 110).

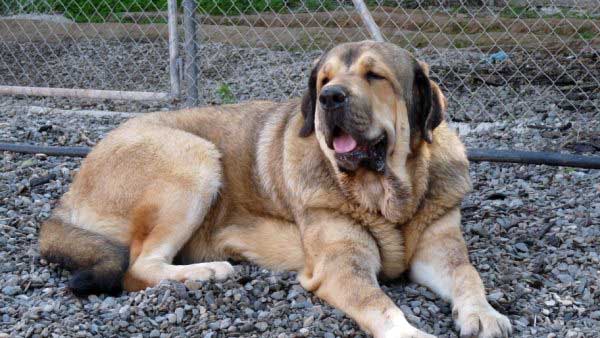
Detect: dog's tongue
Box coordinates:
(333, 132, 357, 153)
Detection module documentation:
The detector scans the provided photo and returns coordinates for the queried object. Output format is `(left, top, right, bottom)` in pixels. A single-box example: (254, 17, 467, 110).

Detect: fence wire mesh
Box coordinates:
(0, 0, 598, 151)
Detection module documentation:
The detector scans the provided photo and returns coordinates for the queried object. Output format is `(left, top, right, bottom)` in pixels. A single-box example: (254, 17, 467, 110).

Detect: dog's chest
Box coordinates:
(341, 204, 407, 278)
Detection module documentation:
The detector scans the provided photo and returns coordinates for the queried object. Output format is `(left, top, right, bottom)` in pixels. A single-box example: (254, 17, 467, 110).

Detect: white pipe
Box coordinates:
(8, 105, 140, 117)
(352, 0, 384, 42)
(167, 0, 181, 98)
(0, 86, 171, 101)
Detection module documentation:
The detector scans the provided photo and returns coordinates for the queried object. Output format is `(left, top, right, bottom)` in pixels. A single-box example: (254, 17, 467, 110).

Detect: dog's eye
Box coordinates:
(321, 78, 329, 86)
(366, 72, 385, 81)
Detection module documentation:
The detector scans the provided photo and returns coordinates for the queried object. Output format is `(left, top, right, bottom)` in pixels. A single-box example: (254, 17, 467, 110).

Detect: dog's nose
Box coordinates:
(319, 85, 348, 110)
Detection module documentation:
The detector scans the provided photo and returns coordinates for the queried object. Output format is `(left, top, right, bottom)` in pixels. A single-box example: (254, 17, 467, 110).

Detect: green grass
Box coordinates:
(126, 17, 169, 23)
(5, 0, 166, 22)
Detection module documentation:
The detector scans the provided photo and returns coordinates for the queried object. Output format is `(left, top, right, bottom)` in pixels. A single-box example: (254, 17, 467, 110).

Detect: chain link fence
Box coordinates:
(0, 0, 598, 151)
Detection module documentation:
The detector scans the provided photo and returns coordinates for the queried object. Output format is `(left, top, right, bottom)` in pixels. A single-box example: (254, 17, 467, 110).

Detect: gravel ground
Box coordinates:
(1, 42, 599, 337)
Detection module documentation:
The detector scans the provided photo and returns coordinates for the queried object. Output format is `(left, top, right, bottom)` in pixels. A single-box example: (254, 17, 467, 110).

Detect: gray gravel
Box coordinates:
(1, 42, 599, 337)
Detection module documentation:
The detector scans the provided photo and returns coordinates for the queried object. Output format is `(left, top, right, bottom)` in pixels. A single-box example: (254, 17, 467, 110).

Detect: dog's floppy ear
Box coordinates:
(410, 60, 446, 143)
(299, 58, 321, 137)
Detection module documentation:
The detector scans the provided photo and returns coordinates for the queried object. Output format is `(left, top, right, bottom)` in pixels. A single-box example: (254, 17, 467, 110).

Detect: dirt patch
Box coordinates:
(0, 19, 169, 43)
(200, 8, 599, 36)
(1, 19, 597, 53)
(118, 8, 599, 36)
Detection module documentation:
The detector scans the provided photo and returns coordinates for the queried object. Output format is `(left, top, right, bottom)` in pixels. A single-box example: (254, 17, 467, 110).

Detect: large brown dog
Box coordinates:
(40, 41, 511, 337)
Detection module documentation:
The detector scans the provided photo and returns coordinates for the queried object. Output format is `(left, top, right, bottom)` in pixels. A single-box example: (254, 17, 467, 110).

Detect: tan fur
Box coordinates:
(39, 41, 510, 337)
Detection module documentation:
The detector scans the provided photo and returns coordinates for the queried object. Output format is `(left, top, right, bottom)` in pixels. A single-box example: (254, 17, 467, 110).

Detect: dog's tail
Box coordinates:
(39, 216, 129, 296)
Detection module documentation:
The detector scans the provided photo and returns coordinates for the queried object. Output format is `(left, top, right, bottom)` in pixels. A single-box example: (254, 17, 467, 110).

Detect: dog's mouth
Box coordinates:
(331, 126, 387, 173)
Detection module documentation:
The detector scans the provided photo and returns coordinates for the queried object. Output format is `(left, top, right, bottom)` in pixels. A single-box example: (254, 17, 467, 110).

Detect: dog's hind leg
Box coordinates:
(124, 139, 234, 291)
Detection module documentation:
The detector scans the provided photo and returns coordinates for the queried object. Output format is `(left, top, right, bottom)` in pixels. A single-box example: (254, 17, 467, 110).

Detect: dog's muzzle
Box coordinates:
(332, 131, 387, 173)
(319, 85, 387, 174)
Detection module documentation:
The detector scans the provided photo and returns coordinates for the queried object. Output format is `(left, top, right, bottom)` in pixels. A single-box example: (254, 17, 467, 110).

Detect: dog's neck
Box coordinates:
(335, 141, 431, 226)
(275, 108, 433, 227)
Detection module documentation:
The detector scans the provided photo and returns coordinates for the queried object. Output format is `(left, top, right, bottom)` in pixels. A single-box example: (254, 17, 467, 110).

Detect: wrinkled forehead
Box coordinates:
(322, 42, 415, 76)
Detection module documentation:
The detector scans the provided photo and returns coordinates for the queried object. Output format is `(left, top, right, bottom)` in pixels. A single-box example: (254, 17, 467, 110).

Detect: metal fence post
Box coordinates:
(183, 0, 199, 107)
(167, 0, 180, 100)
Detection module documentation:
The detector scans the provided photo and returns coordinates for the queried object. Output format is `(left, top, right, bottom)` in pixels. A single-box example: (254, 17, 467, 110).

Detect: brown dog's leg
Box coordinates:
(409, 208, 511, 338)
(298, 210, 434, 338)
(124, 137, 235, 290)
(127, 187, 234, 290)
(125, 183, 235, 290)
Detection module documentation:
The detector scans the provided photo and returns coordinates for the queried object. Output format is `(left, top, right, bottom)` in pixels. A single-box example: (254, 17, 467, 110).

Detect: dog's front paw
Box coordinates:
(373, 307, 436, 338)
(453, 302, 511, 338)
(381, 325, 436, 338)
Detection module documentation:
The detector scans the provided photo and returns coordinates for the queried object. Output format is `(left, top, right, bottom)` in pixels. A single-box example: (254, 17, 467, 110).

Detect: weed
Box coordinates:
(449, 6, 469, 15)
(452, 39, 469, 49)
(217, 83, 235, 104)
(578, 31, 595, 41)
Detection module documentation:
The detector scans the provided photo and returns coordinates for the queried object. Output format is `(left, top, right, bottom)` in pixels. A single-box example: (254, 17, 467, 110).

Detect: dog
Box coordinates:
(39, 41, 511, 337)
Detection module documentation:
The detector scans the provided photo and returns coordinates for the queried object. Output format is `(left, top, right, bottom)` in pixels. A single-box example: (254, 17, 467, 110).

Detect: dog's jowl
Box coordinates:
(40, 41, 511, 338)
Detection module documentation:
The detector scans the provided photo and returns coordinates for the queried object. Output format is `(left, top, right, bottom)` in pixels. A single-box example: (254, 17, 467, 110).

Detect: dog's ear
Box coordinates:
(410, 61, 446, 143)
(299, 58, 321, 137)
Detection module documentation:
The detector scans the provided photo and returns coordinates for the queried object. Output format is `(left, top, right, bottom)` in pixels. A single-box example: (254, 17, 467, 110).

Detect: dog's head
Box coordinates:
(299, 41, 446, 174)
